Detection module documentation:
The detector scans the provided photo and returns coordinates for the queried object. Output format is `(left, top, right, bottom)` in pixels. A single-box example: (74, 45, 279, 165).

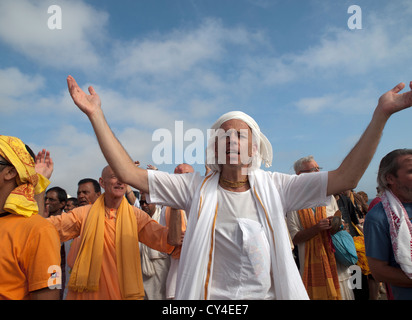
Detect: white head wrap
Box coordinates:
(205, 111, 273, 172)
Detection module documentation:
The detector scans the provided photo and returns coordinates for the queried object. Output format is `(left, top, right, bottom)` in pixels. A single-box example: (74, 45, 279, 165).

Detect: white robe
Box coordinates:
(147, 169, 329, 300)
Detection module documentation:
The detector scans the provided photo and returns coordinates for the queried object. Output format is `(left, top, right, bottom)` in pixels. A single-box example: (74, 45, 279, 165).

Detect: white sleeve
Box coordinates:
(146, 170, 203, 212)
(272, 171, 329, 213)
(286, 210, 302, 240)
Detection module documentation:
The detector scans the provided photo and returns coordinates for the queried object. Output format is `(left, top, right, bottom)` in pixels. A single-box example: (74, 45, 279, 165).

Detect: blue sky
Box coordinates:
(1, 0, 412, 199)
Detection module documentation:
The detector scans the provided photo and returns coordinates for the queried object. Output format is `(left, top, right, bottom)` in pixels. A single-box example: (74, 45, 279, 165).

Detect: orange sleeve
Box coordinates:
(24, 218, 61, 293)
(135, 207, 175, 254)
(47, 206, 88, 242)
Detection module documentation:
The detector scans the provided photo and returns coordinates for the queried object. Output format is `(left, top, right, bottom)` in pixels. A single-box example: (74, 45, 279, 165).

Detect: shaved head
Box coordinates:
(174, 163, 194, 174)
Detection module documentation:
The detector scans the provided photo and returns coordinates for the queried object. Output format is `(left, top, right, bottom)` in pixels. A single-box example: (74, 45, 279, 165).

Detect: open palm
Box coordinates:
(35, 149, 54, 179)
(377, 82, 412, 118)
(67, 75, 101, 117)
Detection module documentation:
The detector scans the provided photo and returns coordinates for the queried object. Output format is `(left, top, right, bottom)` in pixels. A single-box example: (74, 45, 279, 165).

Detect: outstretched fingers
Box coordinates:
(88, 86, 97, 96)
(391, 82, 405, 94)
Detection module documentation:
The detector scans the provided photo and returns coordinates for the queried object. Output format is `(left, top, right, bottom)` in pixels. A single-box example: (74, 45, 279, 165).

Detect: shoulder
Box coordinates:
(16, 214, 57, 232)
(148, 170, 204, 187)
(364, 202, 388, 235)
(132, 205, 153, 222)
(260, 170, 327, 185)
(365, 202, 386, 223)
(14, 215, 60, 246)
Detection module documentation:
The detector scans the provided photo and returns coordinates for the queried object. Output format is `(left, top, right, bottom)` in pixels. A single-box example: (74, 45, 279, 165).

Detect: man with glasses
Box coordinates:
(0, 136, 60, 300)
(287, 155, 354, 300)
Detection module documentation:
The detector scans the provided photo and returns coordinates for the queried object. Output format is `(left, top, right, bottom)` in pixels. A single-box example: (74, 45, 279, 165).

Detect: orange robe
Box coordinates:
(48, 204, 174, 300)
(164, 207, 186, 259)
(0, 213, 61, 300)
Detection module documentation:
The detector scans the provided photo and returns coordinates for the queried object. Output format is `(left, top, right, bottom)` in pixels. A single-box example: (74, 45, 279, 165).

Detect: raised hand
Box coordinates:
(35, 149, 54, 179)
(376, 81, 412, 119)
(67, 75, 101, 117)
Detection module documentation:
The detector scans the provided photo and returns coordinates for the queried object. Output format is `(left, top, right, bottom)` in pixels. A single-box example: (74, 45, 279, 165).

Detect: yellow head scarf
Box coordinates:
(0, 135, 50, 217)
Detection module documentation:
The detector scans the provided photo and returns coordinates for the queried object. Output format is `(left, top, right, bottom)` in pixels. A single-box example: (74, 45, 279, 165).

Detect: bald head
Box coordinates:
(101, 165, 112, 179)
(174, 163, 194, 174)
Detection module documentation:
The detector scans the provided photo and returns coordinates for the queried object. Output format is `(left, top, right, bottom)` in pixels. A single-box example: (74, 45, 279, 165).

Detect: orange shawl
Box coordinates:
(298, 207, 341, 300)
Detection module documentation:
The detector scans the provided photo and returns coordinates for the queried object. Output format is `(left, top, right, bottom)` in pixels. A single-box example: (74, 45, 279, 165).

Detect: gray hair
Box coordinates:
(377, 149, 412, 191)
(293, 155, 315, 174)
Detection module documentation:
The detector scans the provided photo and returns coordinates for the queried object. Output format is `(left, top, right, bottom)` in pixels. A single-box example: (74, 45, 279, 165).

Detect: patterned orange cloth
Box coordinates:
(298, 207, 341, 300)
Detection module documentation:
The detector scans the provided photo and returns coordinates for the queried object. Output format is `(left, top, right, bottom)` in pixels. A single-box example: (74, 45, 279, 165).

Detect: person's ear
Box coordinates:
(3, 166, 18, 181)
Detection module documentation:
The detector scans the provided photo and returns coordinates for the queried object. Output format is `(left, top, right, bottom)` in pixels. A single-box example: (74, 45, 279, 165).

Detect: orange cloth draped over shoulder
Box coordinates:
(298, 207, 341, 300)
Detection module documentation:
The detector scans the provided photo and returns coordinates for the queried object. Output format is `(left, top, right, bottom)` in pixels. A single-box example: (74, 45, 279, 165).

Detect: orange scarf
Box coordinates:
(298, 207, 341, 300)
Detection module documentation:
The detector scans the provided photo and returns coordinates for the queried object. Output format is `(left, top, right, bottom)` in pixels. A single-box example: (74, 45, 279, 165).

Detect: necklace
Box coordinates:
(219, 176, 249, 189)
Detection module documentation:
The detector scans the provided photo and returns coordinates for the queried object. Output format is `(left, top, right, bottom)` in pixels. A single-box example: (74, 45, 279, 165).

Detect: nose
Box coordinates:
(227, 129, 238, 142)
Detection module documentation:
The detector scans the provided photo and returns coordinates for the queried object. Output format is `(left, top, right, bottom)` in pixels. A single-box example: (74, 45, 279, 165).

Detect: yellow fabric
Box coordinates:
(68, 194, 142, 299)
(352, 222, 371, 275)
(298, 207, 341, 300)
(0, 136, 49, 217)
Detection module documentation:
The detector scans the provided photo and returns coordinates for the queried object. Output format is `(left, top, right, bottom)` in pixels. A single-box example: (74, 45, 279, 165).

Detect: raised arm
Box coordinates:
(327, 82, 412, 196)
(67, 75, 149, 193)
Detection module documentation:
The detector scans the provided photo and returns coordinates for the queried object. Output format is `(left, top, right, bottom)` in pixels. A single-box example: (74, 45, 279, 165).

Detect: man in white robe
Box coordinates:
(67, 75, 412, 299)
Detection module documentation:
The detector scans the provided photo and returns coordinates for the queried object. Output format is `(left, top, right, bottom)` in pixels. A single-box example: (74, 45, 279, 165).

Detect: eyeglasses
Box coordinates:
(299, 167, 322, 173)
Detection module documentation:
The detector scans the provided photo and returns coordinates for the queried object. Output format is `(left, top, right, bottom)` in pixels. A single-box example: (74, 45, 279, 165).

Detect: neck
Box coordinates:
(219, 167, 250, 192)
(0, 184, 15, 214)
(104, 195, 123, 209)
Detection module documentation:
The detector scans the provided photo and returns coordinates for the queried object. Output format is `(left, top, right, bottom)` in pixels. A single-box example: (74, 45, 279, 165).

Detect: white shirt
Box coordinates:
(210, 186, 274, 299)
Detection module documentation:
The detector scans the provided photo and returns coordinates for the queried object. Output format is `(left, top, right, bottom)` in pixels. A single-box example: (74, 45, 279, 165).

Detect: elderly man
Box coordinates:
(0, 136, 60, 300)
(287, 156, 353, 300)
(48, 165, 178, 300)
(67, 75, 412, 299)
(364, 149, 412, 300)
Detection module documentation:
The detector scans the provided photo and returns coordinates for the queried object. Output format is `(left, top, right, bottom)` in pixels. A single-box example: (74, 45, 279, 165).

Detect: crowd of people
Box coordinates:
(1, 77, 412, 300)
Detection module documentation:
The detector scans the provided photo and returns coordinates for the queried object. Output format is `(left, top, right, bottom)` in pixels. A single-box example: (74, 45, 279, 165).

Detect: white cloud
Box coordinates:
(0, 67, 44, 97)
(295, 87, 378, 115)
(0, 67, 46, 114)
(113, 19, 223, 78)
(0, 0, 108, 70)
(113, 19, 266, 80)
